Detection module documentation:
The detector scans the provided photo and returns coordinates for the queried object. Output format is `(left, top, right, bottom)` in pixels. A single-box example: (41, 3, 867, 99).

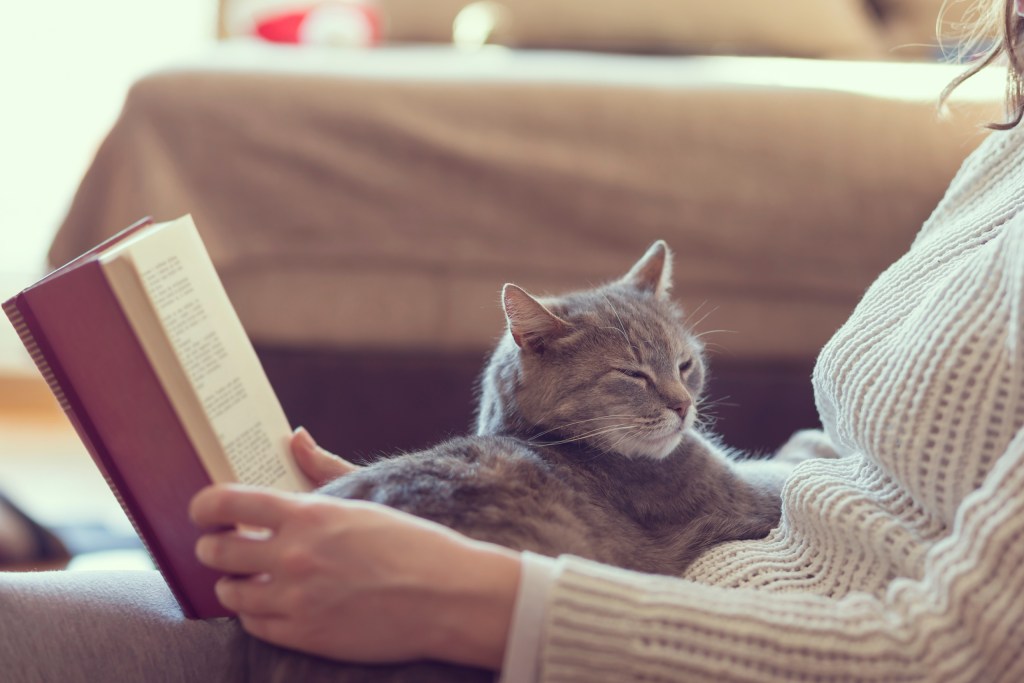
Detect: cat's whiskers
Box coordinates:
(698, 395, 737, 410)
(693, 328, 736, 340)
(684, 300, 712, 327)
(695, 413, 718, 431)
(575, 426, 648, 460)
(529, 415, 637, 440)
(600, 292, 639, 357)
(602, 291, 629, 334)
(528, 424, 642, 448)
(599, 421, 683, 460)
(605, 428, 645, 455)
(534, 424, 639, 444)
(599, 326, 636, 352)
(694, 395, 737, 431)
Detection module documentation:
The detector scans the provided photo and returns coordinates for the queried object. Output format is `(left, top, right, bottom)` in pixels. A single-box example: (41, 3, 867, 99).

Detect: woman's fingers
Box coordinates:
(190, 484, 297, 530)
(215, 574, 284, 618)
(291, 427, 361, 486)
(196, 528, 276, 575)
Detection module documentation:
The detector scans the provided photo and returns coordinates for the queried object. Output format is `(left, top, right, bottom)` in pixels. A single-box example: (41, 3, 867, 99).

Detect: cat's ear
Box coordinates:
(621, 240, 673, 299)
(502, 284, 570, 353)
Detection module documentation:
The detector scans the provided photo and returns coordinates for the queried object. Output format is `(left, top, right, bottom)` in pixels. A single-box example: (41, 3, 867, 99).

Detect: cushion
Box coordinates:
(380, 0, 885, 58)
(222, 0, 885, 58)
(869, 0, 979, 59)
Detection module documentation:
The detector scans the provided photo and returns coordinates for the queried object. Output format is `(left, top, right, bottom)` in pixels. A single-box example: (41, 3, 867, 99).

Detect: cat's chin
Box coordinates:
(618, 430, 684, 460)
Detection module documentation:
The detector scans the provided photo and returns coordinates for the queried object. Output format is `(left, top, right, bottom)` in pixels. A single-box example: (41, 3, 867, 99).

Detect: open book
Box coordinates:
(3, 215, 312, 618)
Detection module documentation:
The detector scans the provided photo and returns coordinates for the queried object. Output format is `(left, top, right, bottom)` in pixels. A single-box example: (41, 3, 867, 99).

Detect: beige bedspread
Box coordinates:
(51, 43, 1002, 362)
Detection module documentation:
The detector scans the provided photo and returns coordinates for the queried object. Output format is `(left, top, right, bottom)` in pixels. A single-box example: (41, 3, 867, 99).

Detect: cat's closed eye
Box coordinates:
(616, 368, 651, 382)
(679, 359, 694, 374)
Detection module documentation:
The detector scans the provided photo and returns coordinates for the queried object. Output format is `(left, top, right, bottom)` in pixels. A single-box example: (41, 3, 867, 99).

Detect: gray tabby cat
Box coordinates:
(240, 241, 823, 682)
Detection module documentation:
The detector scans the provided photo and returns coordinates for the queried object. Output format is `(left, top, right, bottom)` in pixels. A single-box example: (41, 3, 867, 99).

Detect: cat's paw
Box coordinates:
(774, 429, 841, 464)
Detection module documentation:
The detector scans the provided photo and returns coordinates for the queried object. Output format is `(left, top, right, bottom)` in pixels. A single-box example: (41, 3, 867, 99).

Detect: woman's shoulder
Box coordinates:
(914, 123, 1024, 245)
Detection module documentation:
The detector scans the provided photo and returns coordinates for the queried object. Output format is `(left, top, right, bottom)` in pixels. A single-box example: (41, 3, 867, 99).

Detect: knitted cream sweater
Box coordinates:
(531, 125, 1024, 681)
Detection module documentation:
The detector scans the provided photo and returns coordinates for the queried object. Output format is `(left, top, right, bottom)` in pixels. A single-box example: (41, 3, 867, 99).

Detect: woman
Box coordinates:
(4, 1, 1024, 680)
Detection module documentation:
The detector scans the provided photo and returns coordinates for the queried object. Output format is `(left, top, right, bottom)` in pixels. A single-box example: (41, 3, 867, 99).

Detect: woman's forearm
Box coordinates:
(428, 539, 522, 670)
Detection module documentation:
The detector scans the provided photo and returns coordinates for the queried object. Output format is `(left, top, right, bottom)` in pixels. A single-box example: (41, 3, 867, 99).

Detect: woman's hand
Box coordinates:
(290, 427, 361, 487)
(189, 485, 521, 670)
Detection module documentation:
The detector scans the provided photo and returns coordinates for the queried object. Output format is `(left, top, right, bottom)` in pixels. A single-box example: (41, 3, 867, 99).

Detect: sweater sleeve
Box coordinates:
(500, 552, 559, 683)
(537, 425, 1024, 682)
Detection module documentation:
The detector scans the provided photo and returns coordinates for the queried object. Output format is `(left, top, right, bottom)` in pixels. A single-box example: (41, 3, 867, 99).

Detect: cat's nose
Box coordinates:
(669, 401, 690, 419)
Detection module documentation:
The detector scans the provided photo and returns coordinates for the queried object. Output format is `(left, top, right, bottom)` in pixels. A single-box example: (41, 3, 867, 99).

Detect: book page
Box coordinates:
(101, 216, 311, 492)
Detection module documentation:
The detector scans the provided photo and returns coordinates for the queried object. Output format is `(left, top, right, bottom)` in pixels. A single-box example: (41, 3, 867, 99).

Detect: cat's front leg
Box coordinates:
(728, 430, 840, 502)
(774, 429, 842, 464)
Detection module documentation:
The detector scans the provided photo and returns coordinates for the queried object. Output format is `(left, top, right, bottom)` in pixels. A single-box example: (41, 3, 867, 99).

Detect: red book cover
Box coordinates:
(3, 218, 231, 619)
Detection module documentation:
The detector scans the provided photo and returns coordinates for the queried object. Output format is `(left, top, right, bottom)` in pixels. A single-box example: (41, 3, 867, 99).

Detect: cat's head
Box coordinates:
(476, 241, 706, 459)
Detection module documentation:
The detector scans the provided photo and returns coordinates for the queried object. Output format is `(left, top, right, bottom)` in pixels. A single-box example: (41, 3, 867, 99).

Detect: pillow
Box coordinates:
(379, 0, 886, 58)
(870, 0, 979, 59)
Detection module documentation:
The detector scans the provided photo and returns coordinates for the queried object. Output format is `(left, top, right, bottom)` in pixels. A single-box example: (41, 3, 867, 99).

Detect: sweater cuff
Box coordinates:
(498, 552, 559, 683)
(539, 556, 740, 681)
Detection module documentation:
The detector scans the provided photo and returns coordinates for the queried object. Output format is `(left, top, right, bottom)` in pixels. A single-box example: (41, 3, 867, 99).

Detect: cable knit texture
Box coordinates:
(538, 124, 1024, 681)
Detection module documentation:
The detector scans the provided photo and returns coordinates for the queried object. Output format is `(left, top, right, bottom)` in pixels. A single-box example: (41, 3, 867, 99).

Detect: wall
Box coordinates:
(0, 0, 216, 371)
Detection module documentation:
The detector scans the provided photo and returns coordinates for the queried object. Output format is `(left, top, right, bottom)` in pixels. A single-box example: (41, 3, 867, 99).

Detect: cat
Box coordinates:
(239, 240, 828, 682)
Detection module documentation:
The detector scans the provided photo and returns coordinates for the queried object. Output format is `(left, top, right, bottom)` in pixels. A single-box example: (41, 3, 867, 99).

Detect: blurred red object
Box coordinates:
(254, 2, 381, 46)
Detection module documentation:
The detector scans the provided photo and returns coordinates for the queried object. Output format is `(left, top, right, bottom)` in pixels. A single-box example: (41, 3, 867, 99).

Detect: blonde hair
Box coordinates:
(941, 0, 1024, 129)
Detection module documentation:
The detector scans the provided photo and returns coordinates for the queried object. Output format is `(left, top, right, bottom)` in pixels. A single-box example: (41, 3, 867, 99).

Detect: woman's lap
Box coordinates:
(0, 569, 497, 682)
(0, 570, 238, 683)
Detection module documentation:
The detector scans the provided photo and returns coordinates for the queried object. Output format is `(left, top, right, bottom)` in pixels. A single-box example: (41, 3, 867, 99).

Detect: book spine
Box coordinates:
(3, 296, 162, 548)
(2, 300, 71, 413)
(3, 294, 204, 617)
